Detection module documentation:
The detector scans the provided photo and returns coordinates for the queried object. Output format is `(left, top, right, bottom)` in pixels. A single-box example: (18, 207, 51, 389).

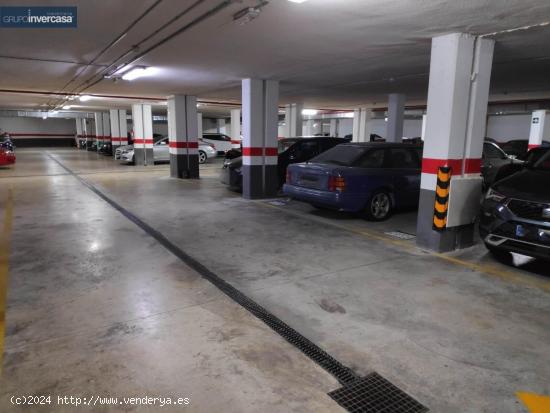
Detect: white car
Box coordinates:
(201, 133, 233, 155)
(118, 138, 216, 164)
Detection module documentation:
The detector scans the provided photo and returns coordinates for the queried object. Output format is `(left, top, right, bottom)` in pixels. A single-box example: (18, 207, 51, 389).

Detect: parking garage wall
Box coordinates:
(0, 116, 76, 147)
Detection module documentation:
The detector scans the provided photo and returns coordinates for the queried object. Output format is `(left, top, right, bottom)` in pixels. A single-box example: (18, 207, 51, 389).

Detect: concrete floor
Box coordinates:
(1, 149, 549, 412)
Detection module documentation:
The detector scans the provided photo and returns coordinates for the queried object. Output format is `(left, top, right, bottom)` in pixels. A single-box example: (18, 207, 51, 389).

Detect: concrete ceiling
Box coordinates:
(0, 0, 549, 112)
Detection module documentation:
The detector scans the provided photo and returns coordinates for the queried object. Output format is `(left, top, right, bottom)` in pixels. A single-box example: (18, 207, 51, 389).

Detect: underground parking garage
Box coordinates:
(0, 1, 549, 412)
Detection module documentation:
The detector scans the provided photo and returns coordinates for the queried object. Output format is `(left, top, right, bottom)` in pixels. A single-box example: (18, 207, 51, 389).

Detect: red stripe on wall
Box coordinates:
(169, 141, 199, 149)
(242, 147, 278, 156)
(422, 158, 481, 174)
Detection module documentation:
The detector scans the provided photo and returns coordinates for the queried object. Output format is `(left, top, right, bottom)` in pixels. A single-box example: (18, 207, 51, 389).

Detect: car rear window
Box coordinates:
(310, 145, 366, 166)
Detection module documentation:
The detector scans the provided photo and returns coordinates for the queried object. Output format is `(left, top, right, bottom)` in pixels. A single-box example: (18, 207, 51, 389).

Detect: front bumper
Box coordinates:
(282, 184, 365, 212)
(120, 152, 134, 163)
(480, 199, 550, 260)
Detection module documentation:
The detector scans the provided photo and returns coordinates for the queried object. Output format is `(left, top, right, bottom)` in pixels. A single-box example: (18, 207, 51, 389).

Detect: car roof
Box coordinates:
(340, 142, 423, 148)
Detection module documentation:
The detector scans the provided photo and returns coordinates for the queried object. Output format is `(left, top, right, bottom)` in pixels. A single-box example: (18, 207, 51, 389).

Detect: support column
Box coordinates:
(109, 109, 120, 149)
(304, 119, 314, 136)
(217, 118, 226, 134)
(102, 112, 111, 153)
(230, 108, 241, 148)
(132, 104, 153, 165)
(416, 33, 494, 252)
(242, 78, 279, 199)
(528, 110, 547, 150)
(119, 110, 128, 145)
(352, 108, 373, 142)
(168, 95, 199, 179)
(197, 113, 203, 140)
(94, 113, 103, 150)
(82, 118, 90, 148)
(76, 118, 83, 148)
(284, 103, 303, 137)
(421, 114, 427, 141)
(386, 93, 405, 142)
(329, 118, 338, 137)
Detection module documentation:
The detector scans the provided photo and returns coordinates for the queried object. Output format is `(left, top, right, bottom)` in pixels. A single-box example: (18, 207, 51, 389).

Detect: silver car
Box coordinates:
(119, 138, 216, 164)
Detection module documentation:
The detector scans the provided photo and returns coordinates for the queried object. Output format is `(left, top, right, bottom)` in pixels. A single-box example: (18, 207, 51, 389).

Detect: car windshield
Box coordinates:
(530, 150, 550, 171)
(278, 139, 301, 153)
(310, 145, 366, 166)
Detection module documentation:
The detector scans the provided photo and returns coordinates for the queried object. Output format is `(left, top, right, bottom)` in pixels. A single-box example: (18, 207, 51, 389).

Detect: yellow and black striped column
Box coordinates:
(432, 166, 452, 231)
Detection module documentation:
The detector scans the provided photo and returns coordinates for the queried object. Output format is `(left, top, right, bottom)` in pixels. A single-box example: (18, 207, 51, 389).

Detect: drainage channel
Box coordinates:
(46, 153, 428, 413)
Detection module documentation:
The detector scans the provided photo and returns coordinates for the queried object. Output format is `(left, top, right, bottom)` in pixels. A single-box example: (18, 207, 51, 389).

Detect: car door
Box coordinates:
(154, 137, 169, 161)
(388, 147, 422, 207)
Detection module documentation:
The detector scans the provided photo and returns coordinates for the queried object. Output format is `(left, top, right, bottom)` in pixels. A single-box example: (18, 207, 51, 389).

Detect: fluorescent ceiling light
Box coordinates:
(62, 105, 71, 109)
(50, 110, 58, 114)
(302, 109, 318, 115)
(288, 0, 308, 3)
(121, 67, 157, 81)
(79, 95, 92, 102)
(41, 113, 47, 119)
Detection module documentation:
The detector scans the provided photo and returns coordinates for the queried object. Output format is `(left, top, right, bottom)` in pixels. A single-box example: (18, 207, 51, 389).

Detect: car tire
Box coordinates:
(199, 150, 207, 164)
(364, 190, 392, 221)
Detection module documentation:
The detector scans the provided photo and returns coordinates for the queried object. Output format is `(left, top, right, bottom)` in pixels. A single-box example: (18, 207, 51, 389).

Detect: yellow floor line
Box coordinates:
(0, 187, 14, 374)
(517, 392, 550, 413)
(257, 201, 550, 293)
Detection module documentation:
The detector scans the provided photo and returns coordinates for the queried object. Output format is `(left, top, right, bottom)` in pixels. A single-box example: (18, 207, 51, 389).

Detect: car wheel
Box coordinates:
(364, 190, 392, 221)
(198, 150, 207, 164)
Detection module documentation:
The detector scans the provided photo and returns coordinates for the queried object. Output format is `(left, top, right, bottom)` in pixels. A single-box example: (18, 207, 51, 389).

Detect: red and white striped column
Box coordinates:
(242, 78, 279, 199)
(167, 95, 199, 179)
(131, 104, 153, 165)
(230, 108, 241, 148)
(75, 118, 83, 148)
(94, 113, 103, 150)
(102, 112, 111, 151)
(284, 103, 303, 138)
(110, 109, 128, 148)
(528, 110, 547, 150)
(417, 33, 494, 252)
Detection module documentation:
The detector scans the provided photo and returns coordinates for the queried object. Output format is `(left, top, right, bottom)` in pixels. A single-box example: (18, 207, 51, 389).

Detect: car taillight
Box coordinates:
(328, 176, 345, 192)
(286, 169, 291, 184)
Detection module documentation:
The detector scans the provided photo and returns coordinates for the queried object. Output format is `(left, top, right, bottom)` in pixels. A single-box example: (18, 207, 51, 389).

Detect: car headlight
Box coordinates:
(485, 188, 506, 202)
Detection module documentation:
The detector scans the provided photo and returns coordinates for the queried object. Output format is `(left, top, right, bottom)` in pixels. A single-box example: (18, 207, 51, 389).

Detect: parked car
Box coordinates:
(479, 146, 550, 261)
(221, 137, 351, 191)
(119, 137, 216, 164)
(498, 139, 550, 160)
(86, 141, 98, 151)
(0, 146, 16, 166)
(201, 133, 232, 155)
(98, 141, 112, 156)
(482, 141, 523, 187)
(283, 143, 423, 220)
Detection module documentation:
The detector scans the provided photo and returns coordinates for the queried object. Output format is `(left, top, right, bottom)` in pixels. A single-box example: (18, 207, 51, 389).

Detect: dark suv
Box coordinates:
(480, 147, 550, 261)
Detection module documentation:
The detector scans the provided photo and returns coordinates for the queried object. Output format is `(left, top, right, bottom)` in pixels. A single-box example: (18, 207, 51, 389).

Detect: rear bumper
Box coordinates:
(220, 167, 242, 190)
(0, 152, 15, 166)
(282, 184, 365, 212)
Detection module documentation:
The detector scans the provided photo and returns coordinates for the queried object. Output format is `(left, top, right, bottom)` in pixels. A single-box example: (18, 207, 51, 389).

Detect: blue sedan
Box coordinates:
(283, 143, 423, 220)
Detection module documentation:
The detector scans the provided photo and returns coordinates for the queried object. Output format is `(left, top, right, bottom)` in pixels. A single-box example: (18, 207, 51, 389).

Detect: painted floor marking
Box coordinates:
(517, 392, 550, 413)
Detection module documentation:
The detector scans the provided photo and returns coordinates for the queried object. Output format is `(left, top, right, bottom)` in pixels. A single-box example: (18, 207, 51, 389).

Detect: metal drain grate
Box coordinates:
(329, 372, 428, 413)
(384, 231, 416, 240)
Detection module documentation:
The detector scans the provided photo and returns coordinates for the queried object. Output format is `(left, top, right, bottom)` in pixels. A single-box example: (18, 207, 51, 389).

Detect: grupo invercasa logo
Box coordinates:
(0, 6, 77, 28)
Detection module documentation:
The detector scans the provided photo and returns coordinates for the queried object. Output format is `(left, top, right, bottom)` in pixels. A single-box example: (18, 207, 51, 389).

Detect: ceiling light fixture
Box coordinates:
(288, 0, 309, 3)
(302, 109, 318, 116)
(121, 66, 157, 81)
(41, 113, 48, 119)
(62, 105, 72, 110)
(79, 95, 92, 102)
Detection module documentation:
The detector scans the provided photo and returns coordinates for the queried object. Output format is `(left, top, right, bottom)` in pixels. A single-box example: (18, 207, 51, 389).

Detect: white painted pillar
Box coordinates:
(528, 110, 547, 150)
(197, 113, 203, 140)
(416, 33, 494, 252)
(352, 108, 373, 142)
(75, 118, 83, 147)
(304, 119, 314, 136)
(284, 103, 303, 137)
(217, 118, 226, 134)
(386, 93, 405, 142)
(329, 118, 338, 137)
(230, 108, 241, 148)
(109, 109, 120, 148)
(94, 113, 103, 149)
(118, 110, 128, 145)
(132, 104, 153, 165)
(102, 112, 111, 146)
(242, 78, 279, 199)
(168, 95, 199, 178)
(421, 114, 427, 141)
